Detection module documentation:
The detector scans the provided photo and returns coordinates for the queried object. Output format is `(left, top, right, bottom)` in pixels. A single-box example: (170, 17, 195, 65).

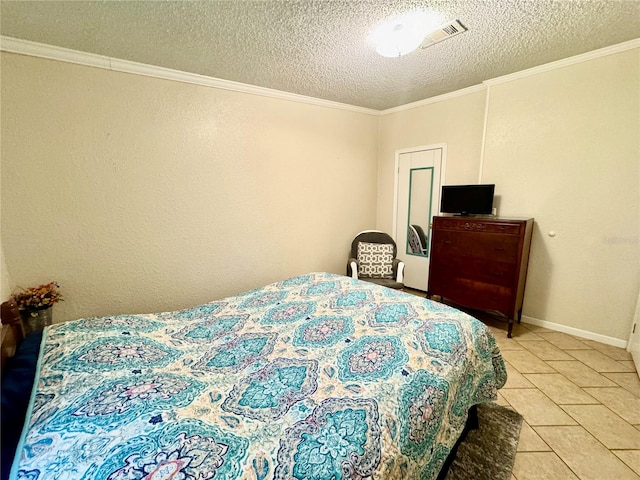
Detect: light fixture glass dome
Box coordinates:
(369, 11, 441, 58)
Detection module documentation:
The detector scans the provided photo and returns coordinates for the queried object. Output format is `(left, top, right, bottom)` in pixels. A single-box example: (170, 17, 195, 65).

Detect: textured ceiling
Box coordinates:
(1, 0, 639, 110)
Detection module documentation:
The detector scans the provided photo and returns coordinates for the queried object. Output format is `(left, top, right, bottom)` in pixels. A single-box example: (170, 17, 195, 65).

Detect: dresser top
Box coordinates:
(435, 215, 534, 222)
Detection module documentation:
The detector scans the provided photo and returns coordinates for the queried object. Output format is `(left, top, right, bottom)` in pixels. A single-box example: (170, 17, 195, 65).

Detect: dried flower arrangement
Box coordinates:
(12, 281, 63, 313)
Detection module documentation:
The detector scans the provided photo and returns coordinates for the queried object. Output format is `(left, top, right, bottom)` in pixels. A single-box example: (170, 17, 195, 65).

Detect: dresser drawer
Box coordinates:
(434, 217, 523, 235)
(431, 256, 516, 287)
(428, 273, 513, 314)
(431, 230, 520, 262)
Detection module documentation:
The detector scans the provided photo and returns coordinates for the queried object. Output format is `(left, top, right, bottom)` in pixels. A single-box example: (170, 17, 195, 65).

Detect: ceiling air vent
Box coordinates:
(421, 20, 467, 49)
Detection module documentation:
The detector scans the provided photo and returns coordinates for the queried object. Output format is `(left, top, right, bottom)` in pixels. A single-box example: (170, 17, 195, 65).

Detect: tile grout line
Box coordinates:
(556, 402, 640, 445)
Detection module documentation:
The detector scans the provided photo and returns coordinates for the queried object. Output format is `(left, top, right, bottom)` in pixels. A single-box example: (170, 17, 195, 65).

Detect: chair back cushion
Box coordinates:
(357, 242, 394, 278)
(350, 231, 397, 258)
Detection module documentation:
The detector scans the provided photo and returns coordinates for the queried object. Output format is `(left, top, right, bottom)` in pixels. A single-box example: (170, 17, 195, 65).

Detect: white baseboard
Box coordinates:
(521, 315, 628, 349)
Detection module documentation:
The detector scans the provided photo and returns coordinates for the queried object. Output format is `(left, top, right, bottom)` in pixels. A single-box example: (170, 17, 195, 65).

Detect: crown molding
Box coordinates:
(0, 35, 380, 116)
(379, 37, 639, 115)
(380, 84, 487, 115)
(2, 35, 638, 116)
(484, 37, 640, 88)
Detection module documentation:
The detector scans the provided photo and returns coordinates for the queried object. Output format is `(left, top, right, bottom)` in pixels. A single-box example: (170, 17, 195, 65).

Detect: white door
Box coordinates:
(394, 146, 444, 291)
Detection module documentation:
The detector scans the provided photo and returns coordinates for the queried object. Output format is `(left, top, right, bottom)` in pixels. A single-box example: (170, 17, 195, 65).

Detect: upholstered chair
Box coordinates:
(346, 230, 405, 289)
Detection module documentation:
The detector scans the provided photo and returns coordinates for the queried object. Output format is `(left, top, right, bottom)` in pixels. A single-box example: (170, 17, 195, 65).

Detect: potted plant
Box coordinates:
(11, 281, 63, 333)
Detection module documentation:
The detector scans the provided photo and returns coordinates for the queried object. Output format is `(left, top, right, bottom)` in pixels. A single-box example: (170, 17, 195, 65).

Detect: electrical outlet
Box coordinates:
(492, 207, 497, 216)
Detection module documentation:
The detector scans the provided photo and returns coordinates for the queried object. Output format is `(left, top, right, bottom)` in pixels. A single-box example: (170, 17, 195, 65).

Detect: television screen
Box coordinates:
(440, 184, 495, 215)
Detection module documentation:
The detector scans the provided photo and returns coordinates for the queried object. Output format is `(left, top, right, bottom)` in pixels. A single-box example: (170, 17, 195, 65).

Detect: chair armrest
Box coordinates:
(347, 258, 359, 279)
(393, 259, 405, 283)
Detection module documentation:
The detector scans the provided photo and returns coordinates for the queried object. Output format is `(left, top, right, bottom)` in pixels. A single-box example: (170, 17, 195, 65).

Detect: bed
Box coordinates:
(4, 272, 506, 480)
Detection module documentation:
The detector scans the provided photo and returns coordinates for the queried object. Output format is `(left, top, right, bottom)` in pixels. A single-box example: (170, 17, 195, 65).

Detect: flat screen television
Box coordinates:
(440, 184, 495, 216)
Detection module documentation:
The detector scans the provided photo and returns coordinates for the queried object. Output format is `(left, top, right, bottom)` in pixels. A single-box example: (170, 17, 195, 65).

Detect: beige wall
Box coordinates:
(3, 45, 638, 342)
(1, 53, 379, 322)
(377, 48, 639, 341)
(482, 49, 639, 341)
(1, 164, 11, 301)
(0, 113, 10, 300)
(0, 246, 10, 301)
(376, 90, 488, 232)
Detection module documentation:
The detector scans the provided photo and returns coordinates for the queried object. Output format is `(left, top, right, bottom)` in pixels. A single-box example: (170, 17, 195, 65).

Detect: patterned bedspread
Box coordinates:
(11, 272, 506, 480)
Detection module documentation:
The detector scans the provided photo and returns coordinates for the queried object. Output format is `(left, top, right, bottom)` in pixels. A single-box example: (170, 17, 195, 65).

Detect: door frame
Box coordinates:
(392, 143, 447, 247)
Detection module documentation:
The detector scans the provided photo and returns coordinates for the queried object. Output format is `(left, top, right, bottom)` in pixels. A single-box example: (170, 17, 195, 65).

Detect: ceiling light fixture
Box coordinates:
(368, 11, 440, 58)
(369, 12, 467, 58)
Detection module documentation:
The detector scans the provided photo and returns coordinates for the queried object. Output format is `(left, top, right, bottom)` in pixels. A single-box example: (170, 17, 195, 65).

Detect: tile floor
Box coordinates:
(486, 320, 640, 480)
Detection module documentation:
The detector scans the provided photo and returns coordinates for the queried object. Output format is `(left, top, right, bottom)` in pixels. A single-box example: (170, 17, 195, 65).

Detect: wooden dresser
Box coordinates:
(427, 216, 534, 337)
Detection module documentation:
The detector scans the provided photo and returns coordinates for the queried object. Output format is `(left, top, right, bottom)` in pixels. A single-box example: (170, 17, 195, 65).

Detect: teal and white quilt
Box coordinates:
(11, 272, 506, 480)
